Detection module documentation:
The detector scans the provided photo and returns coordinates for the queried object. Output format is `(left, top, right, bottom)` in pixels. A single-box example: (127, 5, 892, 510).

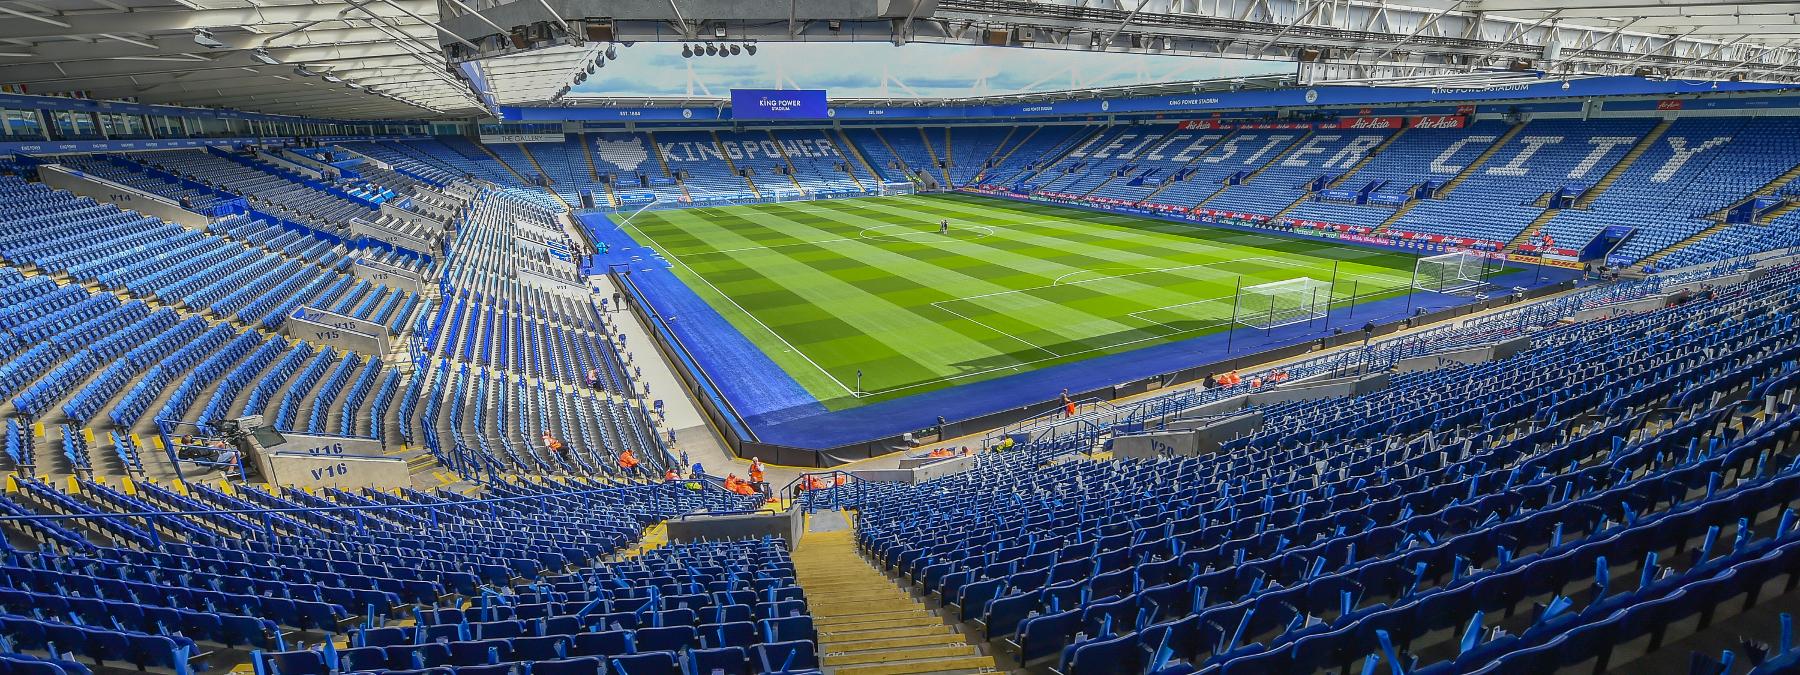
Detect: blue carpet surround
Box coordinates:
(579, 211, 1576, 451)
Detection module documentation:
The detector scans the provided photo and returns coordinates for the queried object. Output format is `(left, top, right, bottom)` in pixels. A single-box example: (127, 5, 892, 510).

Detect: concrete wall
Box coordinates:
(255, 150, 324, 179)
(352, 258, 425, 294)
(1116, 410, 1264, 458)
(247, 430, 404, 489)
(260, 452, 410, 490)
(849, 453, 980, 484)
(379, 202, 442, 230)
(665, 510, 802, 550)
(1568, 295, 1671, 323)
(1393, 337, 1531, 373)
(1113, 430, 1202, 459)
(350, 217, 434, 255)
(38, 164, 210, 228)
(282, 308, 389, 356)
(410, 199, 455, 222)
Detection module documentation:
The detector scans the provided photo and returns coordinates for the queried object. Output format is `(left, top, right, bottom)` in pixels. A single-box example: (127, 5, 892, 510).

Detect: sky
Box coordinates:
(570, 42, 1290, 99)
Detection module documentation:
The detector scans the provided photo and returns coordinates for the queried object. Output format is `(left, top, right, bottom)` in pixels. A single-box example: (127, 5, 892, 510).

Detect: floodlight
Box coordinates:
(193, 28, 227, 49)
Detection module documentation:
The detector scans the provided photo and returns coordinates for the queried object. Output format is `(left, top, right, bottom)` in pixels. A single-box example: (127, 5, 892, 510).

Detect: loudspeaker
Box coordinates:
(509, 27, 529, 49)
(1298, 48, 1326, 62)
(983, 28, 1011, 45)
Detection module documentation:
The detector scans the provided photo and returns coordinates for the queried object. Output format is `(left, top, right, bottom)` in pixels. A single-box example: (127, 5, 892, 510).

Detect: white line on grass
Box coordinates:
(616, 218, 861, 398)
(931, 302, 1061, 360)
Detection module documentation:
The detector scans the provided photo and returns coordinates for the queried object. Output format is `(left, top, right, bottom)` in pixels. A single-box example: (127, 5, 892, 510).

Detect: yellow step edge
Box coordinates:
(823, 644, 977, 666)
(831, 656, 999, 675)
(821, 624, 957, 642)
(813, 609, 936, 627)
(821, 634, 972, 652)
(815, 615, 944, 632)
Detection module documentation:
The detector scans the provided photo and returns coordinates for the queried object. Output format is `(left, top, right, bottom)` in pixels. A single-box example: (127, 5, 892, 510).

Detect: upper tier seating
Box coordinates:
(1281, 119, 1514, 230)
(124, 150, 373, 234)
(1546, 117, 1800, 261)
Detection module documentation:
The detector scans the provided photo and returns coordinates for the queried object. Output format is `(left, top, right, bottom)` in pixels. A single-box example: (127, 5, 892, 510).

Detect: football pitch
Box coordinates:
(615, 193, 1423, 408)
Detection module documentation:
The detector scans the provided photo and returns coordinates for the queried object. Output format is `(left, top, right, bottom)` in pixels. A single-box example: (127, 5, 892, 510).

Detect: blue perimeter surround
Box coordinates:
(579, 203, 1577, 450)
(507, 75, 1797, 122)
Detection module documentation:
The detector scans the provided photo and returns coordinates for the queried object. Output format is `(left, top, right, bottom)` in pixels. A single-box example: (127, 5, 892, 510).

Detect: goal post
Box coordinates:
(1413, 251, 1493, 294)
(1233, 277, 1335, 330)
(878, 182, 917, 197)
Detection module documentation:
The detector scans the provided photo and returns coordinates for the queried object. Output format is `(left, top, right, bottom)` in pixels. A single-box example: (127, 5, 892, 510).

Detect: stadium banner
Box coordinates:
(351, 257, 423, 293)
(1336, 116, 1403, 129)
(479, 133, 563, 144)
(509, 76, 1800, 123)
(1409, 114, 1467, 128)
(730, 89, 829, 120)
(0, 135, 421, 156)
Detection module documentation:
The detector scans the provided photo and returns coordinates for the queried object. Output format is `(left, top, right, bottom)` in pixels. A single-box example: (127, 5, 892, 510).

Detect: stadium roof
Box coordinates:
(0, 0, 1795, 119)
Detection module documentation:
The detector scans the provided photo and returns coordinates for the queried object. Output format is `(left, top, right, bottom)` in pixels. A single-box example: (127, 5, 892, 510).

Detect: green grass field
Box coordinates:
(616, 194, 1422, 408)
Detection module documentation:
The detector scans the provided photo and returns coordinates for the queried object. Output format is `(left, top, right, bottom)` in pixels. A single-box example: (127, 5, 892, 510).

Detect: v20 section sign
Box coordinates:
(731, 89, 828, 120)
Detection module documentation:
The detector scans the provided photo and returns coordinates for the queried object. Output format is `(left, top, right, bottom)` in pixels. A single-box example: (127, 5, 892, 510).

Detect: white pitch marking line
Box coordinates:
(947, 257, 1286, 304)
(615, 217, 859, 398)
(931, 301, 1060, 360)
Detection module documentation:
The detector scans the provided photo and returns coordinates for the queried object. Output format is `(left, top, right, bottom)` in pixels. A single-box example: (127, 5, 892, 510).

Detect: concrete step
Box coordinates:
(822, 632, 971, 653)
(823, 623, 958, 643)
(814, 610, 934, 629)
(830, 654, 998, 675)
(824, 644, 977, 666)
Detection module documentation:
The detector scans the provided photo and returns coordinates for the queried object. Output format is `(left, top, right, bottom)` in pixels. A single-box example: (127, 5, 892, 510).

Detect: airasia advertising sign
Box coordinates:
(1336, 116, 1403, 129)
(1409, 115, 1466, 129)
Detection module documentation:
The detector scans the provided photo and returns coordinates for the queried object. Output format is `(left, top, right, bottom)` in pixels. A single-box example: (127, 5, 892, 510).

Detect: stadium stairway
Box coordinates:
(972, 127, 1032, 184)
(795, 511, 996, 675)
(1136, 132, 1237, 206)
(923, 128, 953, 189)
(765, 130, 811, 193)
(474, 142, 535, 189)
(1083, 126, 1183, 197)
(1707, 158, 1800, 221)
(1503, 206, 1563, 252)
(1324, 126, 1408, 188)
(1373, 121, 1527, 234)
(1574, 118, 1673, 208)
(837, 129, 888, 186)
(516, 145, 571, 209)
(1014, 126, 1106, 188)
(580, 132, 602, 181)
(872, 129, 930, 189)
(710, 130, 763, 199)
(1639, 219, 1736, 267)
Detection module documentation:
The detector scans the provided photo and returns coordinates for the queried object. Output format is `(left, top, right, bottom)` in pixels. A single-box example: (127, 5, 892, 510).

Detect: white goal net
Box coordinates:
(879, 182, 917, 197)
(1234, 277, 1334, 330)
(1414, 251, 1491, 294)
